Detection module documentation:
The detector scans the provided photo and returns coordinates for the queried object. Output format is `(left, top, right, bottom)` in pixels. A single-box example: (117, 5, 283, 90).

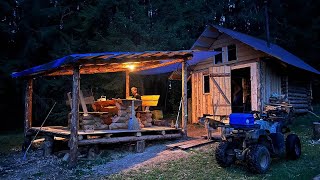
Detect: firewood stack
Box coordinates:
(264, 94, 294, 123)
(80, 114, 108, 132)
(109, 102, 130, 129)
(137, 112, 153, 127)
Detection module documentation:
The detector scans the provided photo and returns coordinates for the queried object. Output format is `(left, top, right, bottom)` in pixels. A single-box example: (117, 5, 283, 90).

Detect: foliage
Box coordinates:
(0, 131, 24, 155)
(0, 0, 319, 129)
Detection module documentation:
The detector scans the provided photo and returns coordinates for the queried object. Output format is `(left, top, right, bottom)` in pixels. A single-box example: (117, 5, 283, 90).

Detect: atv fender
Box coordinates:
(247, 129, 268, 140)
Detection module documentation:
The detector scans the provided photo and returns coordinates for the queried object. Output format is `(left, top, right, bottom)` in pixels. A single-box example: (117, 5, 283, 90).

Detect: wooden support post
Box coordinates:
(43, 135, 54, 156)
(182, 60, 188, 137)
(69, 65, 80, 168)
(136, 140, 145, 153)
(24, 78, 33, 138)
(126, 71, 130, 98)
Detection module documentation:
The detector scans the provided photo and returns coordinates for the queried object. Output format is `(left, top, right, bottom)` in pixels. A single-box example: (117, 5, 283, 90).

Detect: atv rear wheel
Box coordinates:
(286, 134, 301, 160)
(215, 141, 235, 167)
(246, 145, 271, 174)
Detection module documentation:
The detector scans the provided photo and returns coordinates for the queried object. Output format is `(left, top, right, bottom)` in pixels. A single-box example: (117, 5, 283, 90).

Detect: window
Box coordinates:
(203, 75, 210, 93)
(228, 44, 236, 61)
(214, 47, 222, 64)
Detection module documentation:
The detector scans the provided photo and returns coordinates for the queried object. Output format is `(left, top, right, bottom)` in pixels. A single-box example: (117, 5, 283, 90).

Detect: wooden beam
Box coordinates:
(135, 58, 188, 72)
(69, 65, 80, 168)
(126, 71, 130, 98)
(78, 133, 182, 145)
(182, 59, 188, 138)
(24, 78, 33, 137)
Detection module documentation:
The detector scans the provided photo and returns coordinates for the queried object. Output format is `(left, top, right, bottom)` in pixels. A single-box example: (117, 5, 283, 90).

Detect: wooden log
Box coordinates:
(291, 104, 309, 109)
(293, 109, 308, 114)
(289, 100, 309, 104)
(78, 133, 182, 145)
(288, 89, 307, 94)
(288, 86, 307, 91)
(312, 122, 320, 140)
(112, 116, 129, 123)
(288, 92, 308, 98)
(81, 119, 95, 125)
(182, 60, 188, 137)
(43, 135, 54, 156)
(146, 118, 153, 123)
(69, 65, 80, 168)
(288, 97, 309, 102)
(109, 122, 128, 129)
(136, 140, 145, 153)
(126, 70, 130, 98)
(144, 122, 152, 127)
(24, 78, 33, 138)
(82, 125, 94, 132)
(118, 109, 128, 116)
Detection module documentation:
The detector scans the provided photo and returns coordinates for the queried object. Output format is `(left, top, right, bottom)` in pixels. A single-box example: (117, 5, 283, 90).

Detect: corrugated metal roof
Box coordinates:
(11, 50, 220, 78)
(191, 24, 320, 75)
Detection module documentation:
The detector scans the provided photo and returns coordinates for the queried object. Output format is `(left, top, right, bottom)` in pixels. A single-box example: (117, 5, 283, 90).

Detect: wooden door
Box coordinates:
(210, 66, 232, 116)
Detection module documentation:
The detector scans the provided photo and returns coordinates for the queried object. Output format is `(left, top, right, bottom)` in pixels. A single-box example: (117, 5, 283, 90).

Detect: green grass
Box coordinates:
(107, 106, 320, 180)
(0, 131, 24, 155)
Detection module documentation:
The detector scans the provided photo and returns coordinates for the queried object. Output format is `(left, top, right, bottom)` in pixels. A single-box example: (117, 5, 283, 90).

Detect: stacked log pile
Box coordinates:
(137, 112, 153, 127)
(109, 105, 130, 129)
(264, 94, 293, 123)
(79, 114, 108, 132)
(287, 86, 311, 114)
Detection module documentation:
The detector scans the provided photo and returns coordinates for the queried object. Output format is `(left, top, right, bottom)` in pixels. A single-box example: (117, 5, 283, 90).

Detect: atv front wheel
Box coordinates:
(215, 141, 235, 167)
(246, 145, 271, 174)
(286, 134, 301, 160)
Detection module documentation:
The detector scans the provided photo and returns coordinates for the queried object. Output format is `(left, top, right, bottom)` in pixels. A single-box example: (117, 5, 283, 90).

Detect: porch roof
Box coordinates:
(11, 50, 219, 78)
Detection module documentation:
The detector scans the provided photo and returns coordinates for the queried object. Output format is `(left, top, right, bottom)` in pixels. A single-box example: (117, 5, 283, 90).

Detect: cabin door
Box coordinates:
(210, 66, 232, 117)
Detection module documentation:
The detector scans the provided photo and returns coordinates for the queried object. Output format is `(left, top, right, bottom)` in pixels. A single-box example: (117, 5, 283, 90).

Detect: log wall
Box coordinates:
(287, 78, 312, 114)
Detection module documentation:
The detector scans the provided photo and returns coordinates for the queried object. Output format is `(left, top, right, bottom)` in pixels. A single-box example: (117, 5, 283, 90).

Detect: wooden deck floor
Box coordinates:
(29, 126, 183, 145)
(30, 126, 180, 136)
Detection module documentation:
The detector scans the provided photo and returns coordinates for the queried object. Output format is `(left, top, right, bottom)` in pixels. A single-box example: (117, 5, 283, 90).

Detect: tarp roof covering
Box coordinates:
(11, 50, 219, 78)
(192, 24, 320, 75)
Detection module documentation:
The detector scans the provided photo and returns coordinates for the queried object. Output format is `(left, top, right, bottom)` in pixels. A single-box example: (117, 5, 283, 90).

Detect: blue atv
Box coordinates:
(201, 112, 301, 174)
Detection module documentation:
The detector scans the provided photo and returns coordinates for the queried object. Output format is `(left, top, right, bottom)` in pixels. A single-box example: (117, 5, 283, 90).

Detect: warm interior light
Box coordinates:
(127, 64, 135, 71)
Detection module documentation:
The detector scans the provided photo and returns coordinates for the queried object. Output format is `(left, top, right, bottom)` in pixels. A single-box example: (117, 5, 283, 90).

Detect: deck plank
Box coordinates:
(178, 139, 215, 150)
(166, 139, 202, 149)
(30, 126, 180, 136)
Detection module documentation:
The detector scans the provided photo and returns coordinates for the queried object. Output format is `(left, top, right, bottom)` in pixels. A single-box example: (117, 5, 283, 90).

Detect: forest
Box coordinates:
(0, 0, 319, 131)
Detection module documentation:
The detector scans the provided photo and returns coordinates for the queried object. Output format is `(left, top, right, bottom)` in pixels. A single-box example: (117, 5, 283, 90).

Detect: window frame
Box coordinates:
(203, 74, 210, 94)
(227, 44, 237, 61)
(214, 47, 223, 64)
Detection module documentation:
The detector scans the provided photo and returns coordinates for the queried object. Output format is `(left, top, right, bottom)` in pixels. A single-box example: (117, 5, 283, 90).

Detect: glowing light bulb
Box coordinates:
(128, 64, 135, 71)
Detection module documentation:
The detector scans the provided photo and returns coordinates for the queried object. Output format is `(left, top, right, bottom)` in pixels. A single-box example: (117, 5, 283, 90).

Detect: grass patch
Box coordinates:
(106, 107, 320, 180)
(0, 131, 24, 155)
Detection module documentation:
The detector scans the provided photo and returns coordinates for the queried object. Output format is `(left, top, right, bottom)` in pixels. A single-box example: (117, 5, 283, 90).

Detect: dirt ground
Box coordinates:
(0, 124, 210, 180)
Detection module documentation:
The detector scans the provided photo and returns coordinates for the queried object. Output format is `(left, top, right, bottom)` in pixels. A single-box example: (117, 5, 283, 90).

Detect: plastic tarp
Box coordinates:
(136, 50, 220, 75)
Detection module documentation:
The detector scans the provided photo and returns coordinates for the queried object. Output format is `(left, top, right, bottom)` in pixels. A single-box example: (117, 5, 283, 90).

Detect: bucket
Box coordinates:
(152, 110, 163, 120)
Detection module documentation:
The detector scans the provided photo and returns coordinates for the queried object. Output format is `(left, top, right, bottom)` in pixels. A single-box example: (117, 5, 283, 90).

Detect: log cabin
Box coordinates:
(188, 25, 320, 123)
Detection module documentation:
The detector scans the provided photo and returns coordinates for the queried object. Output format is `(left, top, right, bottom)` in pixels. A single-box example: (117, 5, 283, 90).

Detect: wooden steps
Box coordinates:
(166, 138, 216, 150)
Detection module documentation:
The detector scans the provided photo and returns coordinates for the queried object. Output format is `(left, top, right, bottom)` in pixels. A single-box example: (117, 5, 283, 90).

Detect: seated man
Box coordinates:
(131, 86, 141, 100)
(131, 86, 142, 111)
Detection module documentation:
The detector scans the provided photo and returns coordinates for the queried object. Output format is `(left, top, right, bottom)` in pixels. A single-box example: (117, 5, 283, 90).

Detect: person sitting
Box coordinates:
(131, 86, 142, 111)
(131, 86, 141, 100)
